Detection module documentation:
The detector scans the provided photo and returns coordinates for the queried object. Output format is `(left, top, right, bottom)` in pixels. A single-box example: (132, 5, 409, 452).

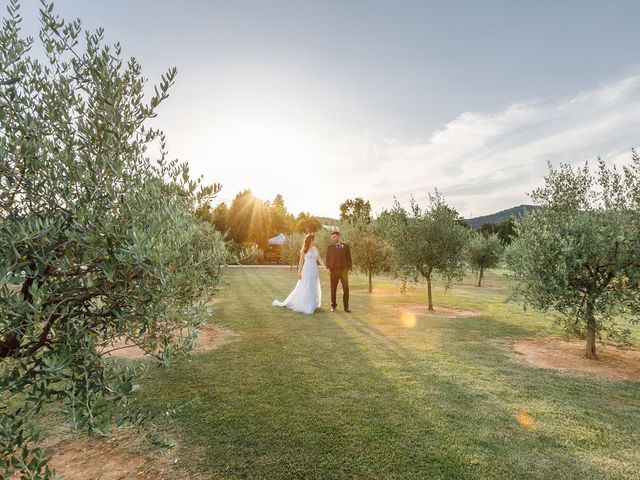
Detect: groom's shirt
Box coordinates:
(326, 242, 353, 273)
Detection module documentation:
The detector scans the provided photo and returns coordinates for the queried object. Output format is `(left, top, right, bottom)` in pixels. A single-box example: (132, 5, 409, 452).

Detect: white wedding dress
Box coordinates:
(272, 246, 321, 314)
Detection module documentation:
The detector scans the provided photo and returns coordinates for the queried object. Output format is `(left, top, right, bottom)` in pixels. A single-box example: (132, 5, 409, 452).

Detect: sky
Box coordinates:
(17, 0, 640, 218)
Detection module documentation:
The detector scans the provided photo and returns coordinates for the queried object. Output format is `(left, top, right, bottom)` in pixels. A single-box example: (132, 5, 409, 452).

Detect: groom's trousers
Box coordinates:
(330, 270, 349, 309)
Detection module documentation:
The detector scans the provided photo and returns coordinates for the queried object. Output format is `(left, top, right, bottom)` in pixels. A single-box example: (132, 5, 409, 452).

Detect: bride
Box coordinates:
(272, 234, 327, 314)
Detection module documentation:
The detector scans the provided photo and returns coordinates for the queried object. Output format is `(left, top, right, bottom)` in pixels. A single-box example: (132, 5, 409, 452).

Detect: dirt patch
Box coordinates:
(386, 304, 482, 317)
(512, 338, 640, 382)
(104, 325, 237, 360)
(40, 431, 190, 480)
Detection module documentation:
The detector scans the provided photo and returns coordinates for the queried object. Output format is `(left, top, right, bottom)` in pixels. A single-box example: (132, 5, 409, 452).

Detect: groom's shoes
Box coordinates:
(344, 308, 352, 313)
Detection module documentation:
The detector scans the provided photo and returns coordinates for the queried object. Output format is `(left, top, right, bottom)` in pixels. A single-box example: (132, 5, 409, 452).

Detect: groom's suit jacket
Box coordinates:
(326, 243, 353, 274)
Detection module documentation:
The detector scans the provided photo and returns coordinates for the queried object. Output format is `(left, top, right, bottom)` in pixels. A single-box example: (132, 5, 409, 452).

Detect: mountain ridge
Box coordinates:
(314, 204, 537, 229)
(463, 204, 536, 229)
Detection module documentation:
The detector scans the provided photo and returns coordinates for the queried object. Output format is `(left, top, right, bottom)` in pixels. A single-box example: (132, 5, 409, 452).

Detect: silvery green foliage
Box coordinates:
(314, 229, 332, 258)
(507, 154, 640, 357)
(384, 192, 469, 309)
(280, 232, 305, 267)
(466, 233, 503, 287)
(0, 2, 226, 477)
(339, 216, 394, 292)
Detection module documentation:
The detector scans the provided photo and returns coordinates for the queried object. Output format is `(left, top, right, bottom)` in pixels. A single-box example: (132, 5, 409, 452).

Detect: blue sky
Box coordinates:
(18, 0, 640, 217)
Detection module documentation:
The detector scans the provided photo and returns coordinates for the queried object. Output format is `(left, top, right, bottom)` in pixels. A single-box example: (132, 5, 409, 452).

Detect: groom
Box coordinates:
(325, 230, 353, 313)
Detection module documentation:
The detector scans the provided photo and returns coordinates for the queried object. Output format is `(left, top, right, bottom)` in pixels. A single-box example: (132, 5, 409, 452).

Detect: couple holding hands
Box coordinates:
(272, 230, 352, 315)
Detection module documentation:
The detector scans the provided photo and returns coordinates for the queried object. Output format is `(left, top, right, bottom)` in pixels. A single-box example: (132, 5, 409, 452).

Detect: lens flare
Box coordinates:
(399, 311, 416, 328)
(516, 411, 534, 430)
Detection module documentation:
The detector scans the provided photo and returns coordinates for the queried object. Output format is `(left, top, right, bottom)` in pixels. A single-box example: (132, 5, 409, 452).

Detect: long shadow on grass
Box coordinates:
(137, 273, 487, 478)
(137, 269, 640, 480)
(331, 306, 640, 480)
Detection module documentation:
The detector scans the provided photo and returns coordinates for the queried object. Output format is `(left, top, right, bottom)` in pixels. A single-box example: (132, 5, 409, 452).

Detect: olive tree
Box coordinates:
(340, 217, 393, 293)
(280, 232, 305, 268)
(385, 193, 469, 311)
(339, 197, 372, 223)
(312, 228, 334, 271)
(466, 233, 503, 287)
(0, 2, 226, 477)
(507, 156, 640, 359)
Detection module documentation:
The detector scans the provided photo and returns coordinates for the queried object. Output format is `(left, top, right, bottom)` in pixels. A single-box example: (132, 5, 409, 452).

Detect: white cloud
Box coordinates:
(345, 74, 640, 218)
(157, 71, 640, 219)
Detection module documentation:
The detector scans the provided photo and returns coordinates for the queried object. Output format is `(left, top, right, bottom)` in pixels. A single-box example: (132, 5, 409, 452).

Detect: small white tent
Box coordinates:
(267, 233, 286, 245)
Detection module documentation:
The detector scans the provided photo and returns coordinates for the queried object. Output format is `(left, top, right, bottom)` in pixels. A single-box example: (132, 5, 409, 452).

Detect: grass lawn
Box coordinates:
(136, 267, 640, 479)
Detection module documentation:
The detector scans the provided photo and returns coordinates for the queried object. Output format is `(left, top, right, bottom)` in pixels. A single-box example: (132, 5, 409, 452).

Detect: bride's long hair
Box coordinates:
(302, 234, 315, 254)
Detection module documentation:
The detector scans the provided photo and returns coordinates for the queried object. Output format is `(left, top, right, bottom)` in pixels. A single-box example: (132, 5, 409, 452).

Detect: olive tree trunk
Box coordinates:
(427, 275, 434, 311)
(477, 266, 484, 287)
(585, 301, 598, 359)
(368, 270, 373, 293)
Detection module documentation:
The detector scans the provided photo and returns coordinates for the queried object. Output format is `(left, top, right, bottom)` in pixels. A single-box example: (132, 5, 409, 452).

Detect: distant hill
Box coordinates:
(464, 205, 537, 229)
(315, 216, 339, 226)
(314, 207, 536, 229)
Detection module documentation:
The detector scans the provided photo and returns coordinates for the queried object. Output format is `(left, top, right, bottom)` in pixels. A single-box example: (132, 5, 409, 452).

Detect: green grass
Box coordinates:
(136, 268, 640, 479)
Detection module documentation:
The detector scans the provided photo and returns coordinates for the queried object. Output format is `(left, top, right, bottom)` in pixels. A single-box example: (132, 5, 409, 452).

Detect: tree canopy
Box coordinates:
(296, 212, 322, 233)
(507, 155, 640, 358)
(280, 232, 305, 268)
(466, 233, 503, 287)
(210, 191, 303, 251)
(0, 3, 226, 476)
(339, 216, 393, 292)
(384, 193, 469, 311)
(339, 197, 372, 223)
(227, 190, 270, 248)
(477, 218, 517, 244)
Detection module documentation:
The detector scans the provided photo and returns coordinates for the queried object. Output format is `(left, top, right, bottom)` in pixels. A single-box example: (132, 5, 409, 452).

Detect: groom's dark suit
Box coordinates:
(326, 242, 353, 310)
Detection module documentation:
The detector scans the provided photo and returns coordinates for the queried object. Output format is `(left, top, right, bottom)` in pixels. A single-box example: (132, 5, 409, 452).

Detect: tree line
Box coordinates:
(333, 195, 503, 305)
(286, 179, 640, 366)
(195, 190, 324, 254)
(193, 187, 510, 300)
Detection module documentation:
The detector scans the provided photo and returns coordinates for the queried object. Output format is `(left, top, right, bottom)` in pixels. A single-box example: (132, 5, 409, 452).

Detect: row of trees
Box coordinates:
(198, 190, 506, 280)
(209, 166, 638, 364)
(336, 153, 640, 361)
(196, 191, 324, 252)
(329, 194, 503, 302)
